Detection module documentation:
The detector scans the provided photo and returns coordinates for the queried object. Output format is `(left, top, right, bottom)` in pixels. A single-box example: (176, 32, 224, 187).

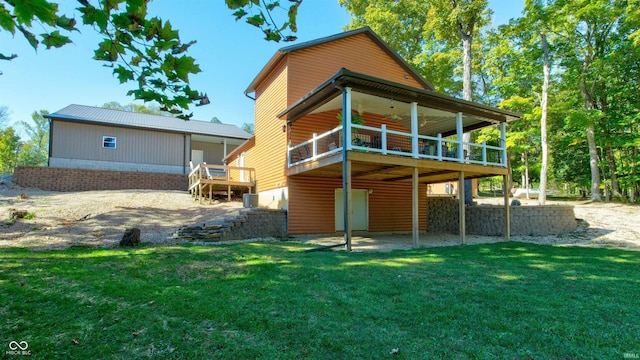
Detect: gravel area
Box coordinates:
(298, 197, 640, 252)
(1, 177, 638, 251)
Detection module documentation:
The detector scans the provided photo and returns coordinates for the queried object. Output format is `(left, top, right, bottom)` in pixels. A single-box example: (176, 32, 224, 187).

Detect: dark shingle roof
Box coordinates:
(45, 104, 251, 140)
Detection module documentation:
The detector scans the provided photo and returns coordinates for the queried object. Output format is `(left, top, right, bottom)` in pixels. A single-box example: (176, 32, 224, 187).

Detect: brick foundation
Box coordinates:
(427, 197, 578, 236)
(13, 166, 188, 192)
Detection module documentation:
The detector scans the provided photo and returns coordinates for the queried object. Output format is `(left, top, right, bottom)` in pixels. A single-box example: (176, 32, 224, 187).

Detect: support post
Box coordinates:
(459, 171, 466, 245)
(503, 174, 511, 241)
(342, 87, 353, 251)
(344, 87, 352, 151)
(500, 122, 507, 167)
(381, 124, 388, 155)
(223, 139, 228, 159)
(437, 133, 443, 161)
(312, 133, 318, 160)
(411, 102, 419, 158)
(456, 112, 464, 162)
(412, 167, 420, 247)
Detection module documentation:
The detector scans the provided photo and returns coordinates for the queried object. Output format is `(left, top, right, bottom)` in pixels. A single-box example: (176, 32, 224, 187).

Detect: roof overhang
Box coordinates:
(46, 113, 251, 141)
(277, 69, 521, 136)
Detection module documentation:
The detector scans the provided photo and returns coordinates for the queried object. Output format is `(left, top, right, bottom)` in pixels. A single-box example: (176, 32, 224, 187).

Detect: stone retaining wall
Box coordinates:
(428, 197, 577, 236)
(13, 166, 187, 192)
(175, 208, 287, 242)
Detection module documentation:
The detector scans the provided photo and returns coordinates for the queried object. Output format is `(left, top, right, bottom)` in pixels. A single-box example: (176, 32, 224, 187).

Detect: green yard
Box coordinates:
(1, 242, 639, 359)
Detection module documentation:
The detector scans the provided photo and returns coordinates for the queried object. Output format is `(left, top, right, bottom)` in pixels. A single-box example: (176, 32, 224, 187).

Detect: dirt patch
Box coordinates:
(0, 180, 243, 250)
(1, 178, 638, 251)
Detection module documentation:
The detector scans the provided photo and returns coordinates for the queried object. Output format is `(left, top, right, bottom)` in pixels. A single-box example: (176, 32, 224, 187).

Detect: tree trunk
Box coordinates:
(461, 31, 473, 204)
(579, 53, 601, 202)
(461, 32, 472, 149)
(539, 32, 549, 205)
(603, 130, 620, 197)
(586, 125, 602, 201)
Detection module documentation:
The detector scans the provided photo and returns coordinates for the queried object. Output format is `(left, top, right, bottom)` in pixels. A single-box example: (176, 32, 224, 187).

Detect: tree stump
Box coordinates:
(120, 228, 141, 247)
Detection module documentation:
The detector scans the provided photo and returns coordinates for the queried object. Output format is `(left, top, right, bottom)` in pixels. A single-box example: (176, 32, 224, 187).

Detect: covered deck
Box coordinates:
(279, 69, 520, 250)
(188, 163, 256, 204)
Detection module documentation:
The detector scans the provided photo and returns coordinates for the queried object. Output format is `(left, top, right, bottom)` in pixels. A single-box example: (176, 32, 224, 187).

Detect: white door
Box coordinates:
(191, 149, 204, 166)
(335, 189, 368, 231)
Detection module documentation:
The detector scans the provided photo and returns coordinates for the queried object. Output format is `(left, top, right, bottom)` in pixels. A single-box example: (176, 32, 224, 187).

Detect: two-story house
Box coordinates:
(225, 27, 519, 249)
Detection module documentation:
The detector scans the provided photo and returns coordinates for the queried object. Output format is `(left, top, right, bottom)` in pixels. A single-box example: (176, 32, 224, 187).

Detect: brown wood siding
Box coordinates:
(288, 176, 427, 234)
(251, 62, 289, 191)
(51, 120, 185, 166)
(287, 33, 425, 105)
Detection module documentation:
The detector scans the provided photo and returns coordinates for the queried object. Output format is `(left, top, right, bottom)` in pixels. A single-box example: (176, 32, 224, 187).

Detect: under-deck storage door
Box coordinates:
(335, 189, 368, 231)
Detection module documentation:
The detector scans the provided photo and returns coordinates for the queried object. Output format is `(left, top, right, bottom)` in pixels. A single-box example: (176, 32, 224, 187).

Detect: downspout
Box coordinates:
(244, 92, 256, 101)
(47, 119, 53, 167)
(306, 81, 349, 252)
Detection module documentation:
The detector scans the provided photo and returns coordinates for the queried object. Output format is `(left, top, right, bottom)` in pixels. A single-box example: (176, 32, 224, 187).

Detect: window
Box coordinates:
(102, 136, 116, 149)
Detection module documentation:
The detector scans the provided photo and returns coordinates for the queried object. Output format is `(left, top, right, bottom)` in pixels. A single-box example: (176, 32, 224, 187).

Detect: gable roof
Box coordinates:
(45, 104, 252, 140)
(245, 27, 434, 95)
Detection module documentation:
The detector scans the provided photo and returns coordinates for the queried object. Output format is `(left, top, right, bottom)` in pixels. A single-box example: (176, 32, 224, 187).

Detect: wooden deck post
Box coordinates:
(459, 171, 466, 245)
(503, 174, 511, 241)
(412, 166, 419, 247)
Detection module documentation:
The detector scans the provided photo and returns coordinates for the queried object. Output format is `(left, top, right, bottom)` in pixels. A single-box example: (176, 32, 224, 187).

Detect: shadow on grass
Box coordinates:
(1, 242, 639, 359)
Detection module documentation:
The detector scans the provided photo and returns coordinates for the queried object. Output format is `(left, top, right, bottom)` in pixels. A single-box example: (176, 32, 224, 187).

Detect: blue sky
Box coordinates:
(0, 0, 524, 135)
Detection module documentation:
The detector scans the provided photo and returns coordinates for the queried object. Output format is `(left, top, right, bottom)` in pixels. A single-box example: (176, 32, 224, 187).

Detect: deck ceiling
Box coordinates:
(278, 69, 520, 137)
(287, 152, 509, 184)
(310, 92, 491, 137)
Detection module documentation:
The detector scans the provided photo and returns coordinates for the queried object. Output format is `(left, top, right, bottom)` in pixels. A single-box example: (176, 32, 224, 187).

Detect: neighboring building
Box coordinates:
(46, 104, 251, 174)
(225, 27, 519, 242)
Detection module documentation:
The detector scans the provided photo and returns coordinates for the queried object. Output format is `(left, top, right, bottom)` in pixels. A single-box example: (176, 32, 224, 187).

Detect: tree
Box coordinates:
(553, 0, 633, 201)
(241, 122, 254, 135)
(0, 0, 303, 119)
(102, 101, 166, 115)
(0, 127, 20, 173)
(210, 116, 222, 124)
(0, 105, 9, 128)
(17, 110, 50, 166)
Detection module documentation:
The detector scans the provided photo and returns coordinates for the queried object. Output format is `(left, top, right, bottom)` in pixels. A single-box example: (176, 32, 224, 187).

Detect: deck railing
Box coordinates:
(288, 124, 507, 168)
(188, 163, 256, 194)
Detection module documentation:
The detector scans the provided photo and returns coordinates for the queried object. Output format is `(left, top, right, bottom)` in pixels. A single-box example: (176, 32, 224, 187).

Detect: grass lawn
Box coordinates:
(1, 241, 639, 359)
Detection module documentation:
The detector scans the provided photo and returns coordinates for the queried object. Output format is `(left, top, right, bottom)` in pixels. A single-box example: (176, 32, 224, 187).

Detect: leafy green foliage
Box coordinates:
(0, 126, 20, 173)
(17, 110, 50, 167)
(0, 0, 303, 119)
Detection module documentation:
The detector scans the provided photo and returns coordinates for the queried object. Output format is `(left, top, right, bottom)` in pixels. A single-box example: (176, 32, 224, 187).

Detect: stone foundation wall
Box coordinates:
(176, 208, 287, 242)
(13, 166, 187, 192)
(428, 197, 578, 236)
